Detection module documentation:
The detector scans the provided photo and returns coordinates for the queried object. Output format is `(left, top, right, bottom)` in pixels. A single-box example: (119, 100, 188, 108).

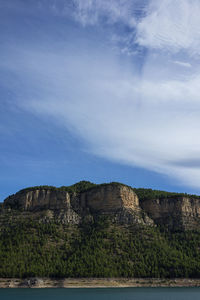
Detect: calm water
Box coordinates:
(0, 288, 200, 300)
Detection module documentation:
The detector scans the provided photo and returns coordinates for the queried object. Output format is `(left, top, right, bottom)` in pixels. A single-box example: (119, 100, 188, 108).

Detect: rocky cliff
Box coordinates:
(3, 184, 153, 226)
(140, 196, 200, 230)
(2, 182, 200, 230)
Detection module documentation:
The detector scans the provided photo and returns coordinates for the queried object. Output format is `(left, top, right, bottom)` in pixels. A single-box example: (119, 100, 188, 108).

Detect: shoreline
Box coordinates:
(1, 278, 200, 288)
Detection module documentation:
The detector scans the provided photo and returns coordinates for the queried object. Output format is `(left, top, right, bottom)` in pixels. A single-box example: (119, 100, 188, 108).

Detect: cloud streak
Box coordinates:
(71, 0, 136, 27)
(2, 0, 200, 189)
(136, 0, 200, 56)
(58, 0, 148, 28)
(173, 61, 191, 68)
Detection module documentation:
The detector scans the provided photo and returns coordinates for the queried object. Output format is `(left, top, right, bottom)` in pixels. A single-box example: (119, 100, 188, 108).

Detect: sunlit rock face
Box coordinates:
(3, 184, 151, 226)
(4, 189, 71, 210)
(3, 189, 81, 225)
(79, 184, 140, 212)
(140, 196, 200, 230)
(78, 184, 153, 226)
(4, 183, 200, 229)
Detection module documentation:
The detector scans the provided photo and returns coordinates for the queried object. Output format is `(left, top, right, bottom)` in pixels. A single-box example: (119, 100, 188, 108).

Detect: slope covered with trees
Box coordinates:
(1, 181, 200, 279)
(1, 212, 200, 278)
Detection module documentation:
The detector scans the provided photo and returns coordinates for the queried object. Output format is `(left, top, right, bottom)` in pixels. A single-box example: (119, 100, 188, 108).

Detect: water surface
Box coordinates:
(1, 288, 200, 300)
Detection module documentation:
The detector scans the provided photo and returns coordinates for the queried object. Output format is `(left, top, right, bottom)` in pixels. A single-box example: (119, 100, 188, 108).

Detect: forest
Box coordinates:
(1, 213, 200, 278)
(1, 181, 200, 278)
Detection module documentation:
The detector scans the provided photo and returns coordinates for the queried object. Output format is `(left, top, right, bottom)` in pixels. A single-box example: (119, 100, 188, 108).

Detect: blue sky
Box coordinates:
(1, 0, 200, 200)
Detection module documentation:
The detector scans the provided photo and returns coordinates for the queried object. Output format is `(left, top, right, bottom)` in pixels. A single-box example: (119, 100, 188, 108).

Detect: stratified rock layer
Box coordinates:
(140, 196, 200, 229)
(79, 184, 139, 212)
(3, 184, 151, 226)
(3, 183, 200, 230)
(4, 189, 70, 210)
(4, 189, 81, 224)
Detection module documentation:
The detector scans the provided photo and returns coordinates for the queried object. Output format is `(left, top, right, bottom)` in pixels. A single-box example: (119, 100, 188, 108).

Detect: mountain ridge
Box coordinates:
(2, 180, 200, 230)
(1, 181, 200, 278)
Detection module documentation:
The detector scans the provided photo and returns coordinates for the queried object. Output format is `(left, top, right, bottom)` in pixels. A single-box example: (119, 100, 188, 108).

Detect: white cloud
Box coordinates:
(2, 38, 200, 188)
(61, 0, 200, 58)
(2, 0, 200, 189)
(70, 0, 137, 27)
(136, 0, 200, 56)
(173, 61, 191, 68)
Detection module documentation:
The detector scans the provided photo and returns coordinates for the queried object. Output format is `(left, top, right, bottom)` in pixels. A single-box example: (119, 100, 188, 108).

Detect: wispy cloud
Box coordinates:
(50, 0, 148, 55)
(71, 0, 136, 27)
(136, 0, 200, 56)
(2, 0, 200, 189)
(173, 61, 191, 68)
(61, 0, 147, 27)
(2, 40, 200, 187)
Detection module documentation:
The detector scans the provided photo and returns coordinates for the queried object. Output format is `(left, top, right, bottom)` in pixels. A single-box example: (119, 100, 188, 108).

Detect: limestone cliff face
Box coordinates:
(4, 189, 71, 210)
(79, 185, 139, 212)
(4, 184, 200, 229)
(3, 184, 152, 226)
(78, 185, 153, 225)
(140, 196, 200, 229)
(4, 189, 81, 225)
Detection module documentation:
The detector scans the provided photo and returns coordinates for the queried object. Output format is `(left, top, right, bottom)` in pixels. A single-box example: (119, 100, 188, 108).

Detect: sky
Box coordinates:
(1, 0, 200, 200)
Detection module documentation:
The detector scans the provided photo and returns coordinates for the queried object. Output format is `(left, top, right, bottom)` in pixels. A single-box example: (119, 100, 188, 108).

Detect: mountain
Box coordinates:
(1, 181, 200, 278)
(3, 181, 200, 230)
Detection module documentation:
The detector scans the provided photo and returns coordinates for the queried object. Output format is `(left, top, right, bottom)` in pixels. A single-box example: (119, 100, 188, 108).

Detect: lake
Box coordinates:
(0, 288, 200, 300)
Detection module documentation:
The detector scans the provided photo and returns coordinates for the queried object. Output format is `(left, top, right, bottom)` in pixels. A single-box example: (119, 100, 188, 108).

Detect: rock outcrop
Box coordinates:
(78, 184, 153, 225)
(4, 189, 81, 225)
(3, 183, 200, 230)
(4, 189, 71, 210)
(4, 189, 70, 211)
(140, 196, 200, 230)
(3, 184, 152, 226)
(79, 184, 139, 212)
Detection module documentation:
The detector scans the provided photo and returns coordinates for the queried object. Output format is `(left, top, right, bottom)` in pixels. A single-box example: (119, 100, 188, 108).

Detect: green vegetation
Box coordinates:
(14, 181, 96, 195)
(1, 212, 200, 278)
(132, 188, 190, 201)
(12, 180, 200, 201)
(2, 180, 200, 279)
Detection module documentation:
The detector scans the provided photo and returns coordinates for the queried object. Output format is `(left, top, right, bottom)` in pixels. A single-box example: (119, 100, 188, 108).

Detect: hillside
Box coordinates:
(1, 181, 200, 278)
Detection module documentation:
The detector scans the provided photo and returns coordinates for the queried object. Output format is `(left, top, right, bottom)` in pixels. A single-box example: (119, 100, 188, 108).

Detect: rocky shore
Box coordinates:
(1, 278, 200, 288)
